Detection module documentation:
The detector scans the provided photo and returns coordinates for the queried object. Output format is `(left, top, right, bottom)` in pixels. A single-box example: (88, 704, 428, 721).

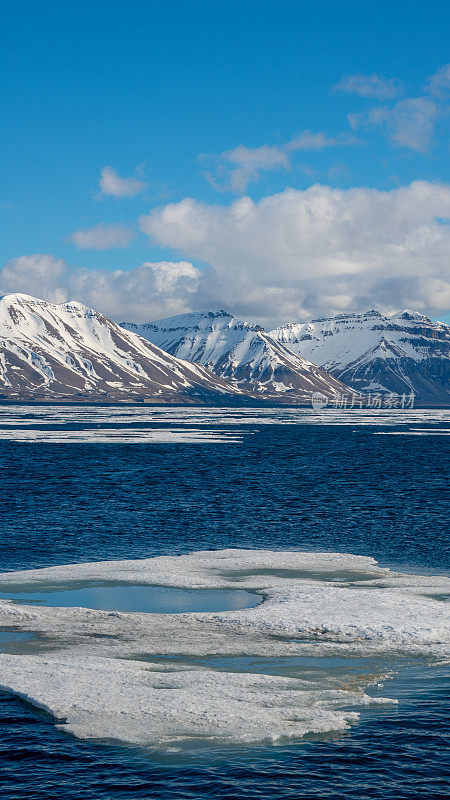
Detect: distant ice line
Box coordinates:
(1, 404, 450, 428)
(0, 427, 244, 444)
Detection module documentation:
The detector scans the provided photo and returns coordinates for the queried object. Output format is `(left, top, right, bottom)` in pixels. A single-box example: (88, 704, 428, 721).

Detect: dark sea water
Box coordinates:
(0, 404, 449, 799)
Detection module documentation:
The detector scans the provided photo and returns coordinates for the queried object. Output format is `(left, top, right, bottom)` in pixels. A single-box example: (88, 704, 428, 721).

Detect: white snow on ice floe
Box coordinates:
(0, 652, 395, 746)
(0, 549, 448, 747)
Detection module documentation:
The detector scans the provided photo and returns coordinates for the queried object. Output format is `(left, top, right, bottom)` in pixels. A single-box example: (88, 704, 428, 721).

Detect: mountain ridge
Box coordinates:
(270, 309, 450, 403)
(0, 294, 241, 402)
(3, 295, 448, 404)
(122, 310, 353, 401)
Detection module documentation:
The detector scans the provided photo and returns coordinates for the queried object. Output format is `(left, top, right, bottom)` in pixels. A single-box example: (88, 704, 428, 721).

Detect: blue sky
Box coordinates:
(1, 0, 450, 326)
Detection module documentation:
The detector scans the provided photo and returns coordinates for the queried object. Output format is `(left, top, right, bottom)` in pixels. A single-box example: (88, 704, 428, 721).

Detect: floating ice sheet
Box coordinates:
(0, 652, 395, 746)
(0, 549, 448, 748)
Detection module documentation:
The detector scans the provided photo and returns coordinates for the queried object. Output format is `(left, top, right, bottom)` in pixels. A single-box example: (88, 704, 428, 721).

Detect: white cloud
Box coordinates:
(204, 130, 359, 192)
(141, 181, 450, 326)
(98, 166, 147, 199)
(0, 256, 201, 322)
(70, 223, 136, 250)
(207, 144, 289, 193)
(3, 182, 450, 328)
(342, 64, 450, 153)
(349, 96, 438, 152)
(287, 130, 357, 151)
(0, 255, 69, 304)
(335, 73, 401, 100)
(425, 63, 450, 98)
(72, 261, 201, 321)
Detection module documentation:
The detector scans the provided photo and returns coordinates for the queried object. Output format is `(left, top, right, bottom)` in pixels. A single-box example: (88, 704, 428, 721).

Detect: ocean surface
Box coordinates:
(0, 403, 449, 799)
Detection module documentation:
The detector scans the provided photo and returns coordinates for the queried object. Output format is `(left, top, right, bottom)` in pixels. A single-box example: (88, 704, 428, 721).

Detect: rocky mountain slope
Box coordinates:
(122, 310, 351, 401)
(271, 310, 450, 403)
(0, 294, 239, 401)
(5, 297, 446, 404)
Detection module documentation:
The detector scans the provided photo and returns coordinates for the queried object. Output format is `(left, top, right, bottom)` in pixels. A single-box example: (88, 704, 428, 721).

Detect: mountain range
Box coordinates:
(1, 294, 449, 404)
(122, 310, 349, 401)
(271, 310, 450, 404)
(123, 308, 450, 404)
(0, 294, 348, 403)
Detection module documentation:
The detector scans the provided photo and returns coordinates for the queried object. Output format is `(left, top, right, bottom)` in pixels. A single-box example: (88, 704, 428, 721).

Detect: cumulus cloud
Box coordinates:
(98, 166, 147, 199)
(335, 73, 401, 100)
(3, 181, 450, 328)
(204, 130, 358, 192)
(70, 223, 136, 250)
(0, 255, 69, 305)
(140, 181, 450, 327)
(0, 255, 201, 322)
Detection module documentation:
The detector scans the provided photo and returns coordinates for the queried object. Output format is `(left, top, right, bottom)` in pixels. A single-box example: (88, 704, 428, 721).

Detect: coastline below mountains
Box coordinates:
(0, 294, 449, 405)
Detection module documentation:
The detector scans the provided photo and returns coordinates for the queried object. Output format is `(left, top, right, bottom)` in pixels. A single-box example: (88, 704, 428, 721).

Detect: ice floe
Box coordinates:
(0, 549, 448, 747)
(0, 652, 396, 746)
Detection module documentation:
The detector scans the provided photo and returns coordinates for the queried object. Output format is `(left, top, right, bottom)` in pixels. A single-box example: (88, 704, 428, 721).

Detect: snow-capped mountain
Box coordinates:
(0, 294, 239, 401)
(271, 310, 450, 403)
(122, 310, 350, 400)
